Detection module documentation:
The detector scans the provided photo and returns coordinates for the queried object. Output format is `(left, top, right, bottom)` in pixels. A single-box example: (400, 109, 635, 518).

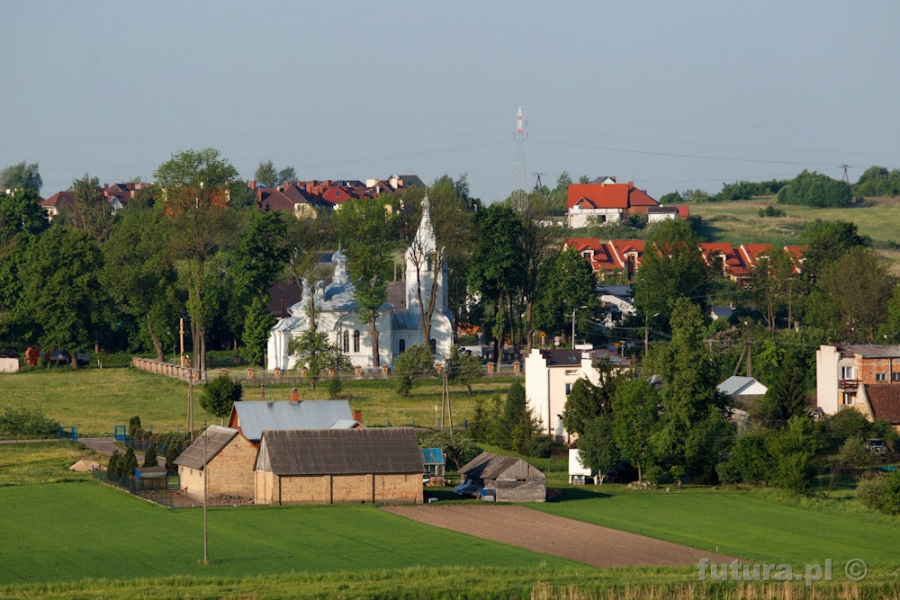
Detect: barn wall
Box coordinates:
(254, 470, 275, 505)
(491, 478, 546, 503)
(259, 472, 422, 505)
(179, 465, 205, 502)
(332, 474, 374, 503)
(278, 474, 332, 504)
(374, 474, 423, 504)
(207, 435, 258, 500)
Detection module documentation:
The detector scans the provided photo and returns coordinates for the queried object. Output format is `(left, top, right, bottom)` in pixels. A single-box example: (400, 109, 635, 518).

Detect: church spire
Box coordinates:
(412, 194, 436, 255)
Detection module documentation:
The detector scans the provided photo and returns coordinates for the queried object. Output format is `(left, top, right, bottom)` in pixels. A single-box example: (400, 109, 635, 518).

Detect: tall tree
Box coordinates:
(101, 207, 181, 361)
(283, 212, 335, 333)
(799, 219, 865, 279)
(334, 197, 397, 368)
(533, 247, 599, 344)
(632, 219, 711, 331)
(612, 378, 659, 482)
(446, 345, 483, 395)
(19, 227, 108, 365)
(277, 167, 297, 186)
(751, 249, 797, 331)
(154, 148, 239, 376)
(62, 174, 116, 242)
(242, 297, 275, 367)
(254, 160, 278, 187)
(0, 160, 42, 194)
(200, 374, 243, 425)
(469, 203, 523, 370)
(233, 209, 290, 300)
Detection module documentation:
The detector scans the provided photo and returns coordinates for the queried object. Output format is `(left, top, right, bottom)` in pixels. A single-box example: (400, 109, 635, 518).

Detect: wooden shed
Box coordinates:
(254, 428, 424, 505)
(174, 425, 258, 503)
(458, 452, 546, 503)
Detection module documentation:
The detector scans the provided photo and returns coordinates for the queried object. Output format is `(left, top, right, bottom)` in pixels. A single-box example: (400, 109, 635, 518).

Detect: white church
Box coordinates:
(266, 196, 454, 371)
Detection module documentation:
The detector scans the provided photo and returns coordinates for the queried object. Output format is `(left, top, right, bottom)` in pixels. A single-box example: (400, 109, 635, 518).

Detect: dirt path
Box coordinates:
(382, 504, 738, 569)
(80, 437, 121, 456)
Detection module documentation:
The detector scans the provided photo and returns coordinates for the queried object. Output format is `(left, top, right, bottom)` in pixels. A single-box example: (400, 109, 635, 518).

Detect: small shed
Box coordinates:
(254, 428, 424, 505)
(174, 425, 258, 502)
(421, 447, 445, 477)
(458, 452, 546, 503)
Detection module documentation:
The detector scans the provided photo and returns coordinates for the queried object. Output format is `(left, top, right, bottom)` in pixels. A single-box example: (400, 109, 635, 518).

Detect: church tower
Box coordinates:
(405, 195, 449, 318)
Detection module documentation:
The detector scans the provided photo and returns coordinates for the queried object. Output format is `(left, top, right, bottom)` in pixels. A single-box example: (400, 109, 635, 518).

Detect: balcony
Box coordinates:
(838, 379, 860, 390)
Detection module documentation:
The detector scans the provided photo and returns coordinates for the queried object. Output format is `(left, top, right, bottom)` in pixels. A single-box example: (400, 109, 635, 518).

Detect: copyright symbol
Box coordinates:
(845, 558, 867, 581)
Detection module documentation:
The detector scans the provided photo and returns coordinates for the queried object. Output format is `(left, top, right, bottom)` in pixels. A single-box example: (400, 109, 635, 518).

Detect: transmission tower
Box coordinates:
(514, 106, 528, 191)
(841, 164, 850, 184)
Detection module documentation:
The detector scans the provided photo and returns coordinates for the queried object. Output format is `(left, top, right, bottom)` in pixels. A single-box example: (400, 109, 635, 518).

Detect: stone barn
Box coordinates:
(254, 428, 424, 505)
(174, 425, 258, 503)
(458, 452, 546, 503)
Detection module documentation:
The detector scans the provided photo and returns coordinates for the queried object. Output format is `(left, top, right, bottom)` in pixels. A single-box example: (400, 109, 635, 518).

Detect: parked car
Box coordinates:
(75, 350, 90, 366)
(48, 349, 70, 365)
(867, 439, 889, 458)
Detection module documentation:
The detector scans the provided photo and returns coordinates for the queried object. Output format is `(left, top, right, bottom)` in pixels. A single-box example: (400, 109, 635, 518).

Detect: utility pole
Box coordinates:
(841, 164, 850, 184)
(202, 420, 208, 565)
(179, 317, 185, 367)
(188, 368, 194, 441)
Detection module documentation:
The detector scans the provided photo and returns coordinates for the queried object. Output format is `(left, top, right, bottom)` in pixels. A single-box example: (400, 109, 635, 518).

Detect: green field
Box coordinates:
(0, 368, 516, 437)
(0, 441, 93, 487)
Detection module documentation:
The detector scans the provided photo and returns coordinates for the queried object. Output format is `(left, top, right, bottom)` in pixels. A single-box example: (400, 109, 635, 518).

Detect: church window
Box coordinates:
(430, 339, 436, 354)
(399, 339, 405, 353)
(353, 330, 360, 353)
(342, 330, 349, 353)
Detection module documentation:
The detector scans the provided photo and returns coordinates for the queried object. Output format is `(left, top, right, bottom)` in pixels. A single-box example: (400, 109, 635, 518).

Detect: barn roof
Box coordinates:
(256, 428, 424, 476)
(231, 400, 355, 442)
(174, 425, 238, 470)
(865, 384, 900, 424)
(459, 451, 544, 480)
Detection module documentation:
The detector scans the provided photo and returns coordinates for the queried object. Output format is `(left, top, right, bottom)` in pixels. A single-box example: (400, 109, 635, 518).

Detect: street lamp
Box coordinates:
(571, 305, 587, 349)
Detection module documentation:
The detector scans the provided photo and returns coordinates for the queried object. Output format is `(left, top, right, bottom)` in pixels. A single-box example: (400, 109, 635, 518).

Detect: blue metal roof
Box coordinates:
(421, 447, 445, 465)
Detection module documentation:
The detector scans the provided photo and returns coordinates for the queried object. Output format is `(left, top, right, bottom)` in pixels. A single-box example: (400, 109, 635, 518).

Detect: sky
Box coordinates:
(2, 1, 899, 202)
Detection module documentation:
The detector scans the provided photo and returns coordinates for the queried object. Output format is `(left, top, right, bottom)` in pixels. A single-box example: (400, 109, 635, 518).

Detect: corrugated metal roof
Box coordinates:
(459, 451, 543, 481)
(717, 376, 767, 396)
(174, 425, 238, 470)
(232, 400, 353, 442)
(847, 345, 900, 359)
(421, 447, 445, 465)
(256, 428, 424, 476)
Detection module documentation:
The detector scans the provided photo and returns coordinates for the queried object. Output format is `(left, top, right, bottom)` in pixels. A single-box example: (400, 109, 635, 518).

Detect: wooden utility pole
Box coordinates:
(188, 369, 194, 441)
(202, 421, 208, 565)
(179, 317, 185, 367)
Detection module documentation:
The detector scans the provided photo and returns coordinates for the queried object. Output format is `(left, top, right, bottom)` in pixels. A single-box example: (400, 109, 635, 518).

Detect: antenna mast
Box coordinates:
(514, 106, 528, 191)
(841, 164, 850, 184)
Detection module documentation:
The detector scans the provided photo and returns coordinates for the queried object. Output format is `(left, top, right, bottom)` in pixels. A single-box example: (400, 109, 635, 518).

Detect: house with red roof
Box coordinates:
(563, 238, 643, 281)
(566, 181, 659, 228)
(699, 242, 752, 282)
(38, 191, 74, 221)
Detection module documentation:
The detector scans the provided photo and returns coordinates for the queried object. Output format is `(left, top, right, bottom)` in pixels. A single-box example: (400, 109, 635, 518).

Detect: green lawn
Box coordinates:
(0, 442, 94, 487)
(0, 482, 577, 586)
(0, 368, 517, 438)
(535, 487, 900, 569)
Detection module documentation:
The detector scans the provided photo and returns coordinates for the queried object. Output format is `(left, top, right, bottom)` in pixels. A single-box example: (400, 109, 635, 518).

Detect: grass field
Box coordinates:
(0, 368, 517, 437)
(0, 441, 93, 487)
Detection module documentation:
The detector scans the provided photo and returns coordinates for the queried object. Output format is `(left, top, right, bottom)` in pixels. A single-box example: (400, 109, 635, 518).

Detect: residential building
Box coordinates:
(816, 344, 900, 416)
(566, 181, 659, 228)
(253, 428, 424, 505)
(525, 348, 603, 441)
(38, 191, 74, 221)
(857, 385, 900, 433)
(647, 205, 689, 223)
(563, 238, 643, 280)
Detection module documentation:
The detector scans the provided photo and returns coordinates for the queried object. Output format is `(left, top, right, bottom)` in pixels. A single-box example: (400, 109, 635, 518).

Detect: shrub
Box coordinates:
(856, 470, 900, 515)
(128, 416, 141, 438)
(0, 406, 61, 439)
(165, 445, 179, 474)
(200, 374, 243, 424)
(326, 375, 343, 399)
(107, 451, 121, 477)
(143, 445, 158, 467)
(122, 447, 138, 478)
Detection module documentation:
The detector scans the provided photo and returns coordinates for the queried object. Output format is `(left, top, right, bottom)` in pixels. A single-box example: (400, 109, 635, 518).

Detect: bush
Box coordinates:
(777, 170, 853, 208)
(107, 451, 121, 477)
(326, 375, 343, 399)
(143, 445, 158, 467)
(856, 470, 900, 515)
(128, 415, 141, 438)
(165, 445, 179, 474)
(200, 374, 243, 423)
(0, 406, 61, 439)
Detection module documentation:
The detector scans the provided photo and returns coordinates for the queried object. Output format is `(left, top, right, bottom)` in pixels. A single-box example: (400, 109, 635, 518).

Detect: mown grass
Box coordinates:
(0, 482, 578, 585)
(0, 441, 94, 487)
(534, 487, 900, 569)
(0, 368, 519, 437)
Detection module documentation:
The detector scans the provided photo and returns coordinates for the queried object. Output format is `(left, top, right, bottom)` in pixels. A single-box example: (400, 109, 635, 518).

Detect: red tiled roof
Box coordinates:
(865, 385, 900, 424)
(563, 238, 622, 272)
(259, 189, 297, 212)
(39, 191, 74, 208)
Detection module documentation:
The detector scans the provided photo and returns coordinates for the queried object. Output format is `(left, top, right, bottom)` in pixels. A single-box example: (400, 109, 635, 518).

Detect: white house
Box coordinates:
(717, 376, 768, 397)
(267, 196, 453, 371)
(524, 348, 603, 442)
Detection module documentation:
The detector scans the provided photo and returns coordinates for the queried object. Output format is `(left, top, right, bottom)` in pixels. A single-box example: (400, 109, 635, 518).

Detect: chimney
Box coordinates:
(353, 410, 363, 424)
(104, 183, 109, 191)
(290, 387, 299, 403)
(249, 180, 257, 190)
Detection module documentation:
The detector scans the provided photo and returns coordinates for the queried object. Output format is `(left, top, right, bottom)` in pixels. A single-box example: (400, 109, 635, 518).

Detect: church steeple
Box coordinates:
(410, 194, 436, 256)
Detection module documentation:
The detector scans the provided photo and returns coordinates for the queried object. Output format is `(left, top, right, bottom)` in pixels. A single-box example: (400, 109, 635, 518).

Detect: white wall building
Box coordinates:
(267, 196, 453, 371)
(524, 348, 602, 442)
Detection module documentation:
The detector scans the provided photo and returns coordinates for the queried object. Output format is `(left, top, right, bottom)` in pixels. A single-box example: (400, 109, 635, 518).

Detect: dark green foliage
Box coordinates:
(287, 329, 352, 391)
(852, 165, 900, 198)
(242, 296, 276, 367)
(799, 219, 866, 278)
(717, 179, 786, 201)
(128, 416, 142, 438)
(107, 451, 121, 477)
(122, 447, 138, 478)
(492, 381, 546, 457)
(495, 381, 527, 450)
(0, 188, 48, 240)
(777, 170, 854, 208)
(576, 415, 619, 483)
(143, 445, 158, 468)
(467, 397, 492, 442)
(326, 375, 342, 399)
(658, 191, 682, 205)
(533, 248, 600, 341)
(0, 160, 42, 193)
(234, 210, 290, 300)
(765, 417, 819, 495)
(757, 205, 786, 218)
(561, 378, 605, 437)
(417, 429, 482, 470)
(717, 430, 774, 485)
(0, 406, 60, 439)
(254, 160, 278, 187)
(446, 345, 482, 395)
(753, 349, 811, 427)
(856, 469, 900, 515)
(392, 344, 434, 397)
(200, 375, 243, 423)
(165, 445, 179, 474)
(612, 378, 659, 482)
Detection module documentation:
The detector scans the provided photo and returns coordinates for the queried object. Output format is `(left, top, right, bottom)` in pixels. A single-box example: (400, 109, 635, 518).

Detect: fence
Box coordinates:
(131, 357, 201, 381)
(92, 466, 180, 508)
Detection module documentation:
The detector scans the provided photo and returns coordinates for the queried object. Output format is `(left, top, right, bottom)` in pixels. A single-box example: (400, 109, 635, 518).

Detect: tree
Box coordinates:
(243, 296, 276, 367)
(200, 374, 243, 425)
(612, 379, 659, 482)
(61, 174, 116, 242)
(777, 170, 853, 208)
(0, 160, 42, 194)
(814, 247, 895, 342)
(576, 415, 619, 484)
(107, 451, 121, 478)
(143, 445, 159, 467)
(469, 203, 523, 370)
(750, 249, 797, 331)
(752, 348, 810, 428)
(18, 227, 108, 365)
(632, 219, 711, 331)
(334, 197, 397, 368)
(277, 167, 297, 186)
(155, 148, 239, 376)
(493, 381, 546, 455)
(561, 378, 605, 437)
(468, 397, 492, 442)
(283, 212, 335, 333)
(766, 416, 818, 494)
(122, 447, 138, 479)
(165, 445, 179, 474)
(392, 344, 434, 397)
(254, 160, 278, 187)
(799, 219, 865, 279)
(0, 188, 47, 241)
(533, 248, 600, 345)
(233, 210, 290, 301)
(446, 345, 482, 395)
(101, 207, 180, 361)
(288, 328, 351, 391)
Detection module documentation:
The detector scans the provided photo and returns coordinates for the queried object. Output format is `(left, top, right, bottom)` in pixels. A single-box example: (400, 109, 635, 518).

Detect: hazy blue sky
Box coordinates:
(3, 1, 899, 201)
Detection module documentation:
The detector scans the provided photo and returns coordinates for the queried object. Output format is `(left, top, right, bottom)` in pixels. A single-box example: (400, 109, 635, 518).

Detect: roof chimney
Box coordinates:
(290, 387, 299, 403)
(353, 410, 363, 424)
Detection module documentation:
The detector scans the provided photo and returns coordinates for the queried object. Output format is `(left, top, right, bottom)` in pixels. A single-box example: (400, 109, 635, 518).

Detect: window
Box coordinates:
(841, 366, 855, 379)
(892, 373, 900, 382)
(842, 393, 856, 405)
(565, 369, 579, 376)
(430, 338, 436, 354)
(876, 372, 887, 382)
(335, 190, 341, 198)
(353, 330, 360, 353)
(565, 383, 572, 395)
(342, 330, 349, 353)
(398, 339, 405, 354)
